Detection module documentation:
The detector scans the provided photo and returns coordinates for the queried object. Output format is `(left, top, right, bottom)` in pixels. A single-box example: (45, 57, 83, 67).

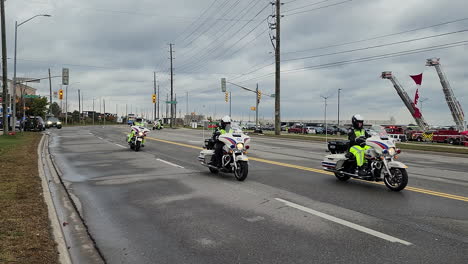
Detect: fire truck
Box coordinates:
(384, 125, 408, 142)
(408, 129, 468, 145)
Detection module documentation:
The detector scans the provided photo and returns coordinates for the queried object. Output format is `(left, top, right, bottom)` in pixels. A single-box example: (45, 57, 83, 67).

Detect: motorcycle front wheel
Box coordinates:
(384, 168, 408, 191)
(135, 141, 141, 152)
(234, 161, 248, 181)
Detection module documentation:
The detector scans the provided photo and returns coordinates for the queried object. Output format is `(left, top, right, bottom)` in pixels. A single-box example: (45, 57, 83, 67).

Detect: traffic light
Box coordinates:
(257, 91, 262, 103)
(225, 91, 229, 102)
(152, 94, 156, 103)
(58, 89, 63, 100)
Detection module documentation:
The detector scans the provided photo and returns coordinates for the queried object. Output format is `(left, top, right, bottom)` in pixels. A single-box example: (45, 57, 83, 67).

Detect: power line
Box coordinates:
(180, 0, 241, 50)
(283, 0, 335, 13)
(283, 29, 468, 62)
(283, 0, 353, 16)
(238, 40, 468, 83)
(177, 0, 265, 70)
(283, 17, 468, 55)
(177, 0, 250, 59)
(180, 4, 271, 73)
(183, 20, 270, 74)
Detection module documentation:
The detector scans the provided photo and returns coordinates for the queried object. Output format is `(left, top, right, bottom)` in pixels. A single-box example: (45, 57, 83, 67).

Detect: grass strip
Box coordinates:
(0, 133, 59, 263)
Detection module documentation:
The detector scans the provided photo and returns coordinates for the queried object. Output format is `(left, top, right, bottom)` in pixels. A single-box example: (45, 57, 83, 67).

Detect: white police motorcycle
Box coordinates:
(127, 125, 150, 152)
(198, 128, 250, 181)
(322, 126, 408, 191)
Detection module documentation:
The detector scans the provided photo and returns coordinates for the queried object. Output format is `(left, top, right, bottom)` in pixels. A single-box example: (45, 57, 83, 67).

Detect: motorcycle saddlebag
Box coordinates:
(204, 138, 215, 150)
(327, 140, 349, 154)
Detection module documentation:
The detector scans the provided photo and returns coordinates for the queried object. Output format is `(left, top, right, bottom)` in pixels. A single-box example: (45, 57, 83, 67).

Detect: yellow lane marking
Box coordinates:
(143, 135, 468, 202)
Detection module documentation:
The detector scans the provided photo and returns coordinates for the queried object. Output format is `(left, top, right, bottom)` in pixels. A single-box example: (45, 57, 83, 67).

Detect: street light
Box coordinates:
(12, 14, 51, 131)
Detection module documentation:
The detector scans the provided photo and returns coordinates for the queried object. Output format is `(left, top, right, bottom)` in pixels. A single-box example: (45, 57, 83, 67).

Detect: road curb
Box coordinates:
(39, 133, 106, 264)
(38, 134, 73, 264)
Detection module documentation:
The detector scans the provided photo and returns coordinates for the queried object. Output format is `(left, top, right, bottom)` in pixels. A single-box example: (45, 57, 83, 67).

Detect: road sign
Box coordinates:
(62, 68, 69, 85)
(24, 95, 40, 98)
(250, 106, 256, 111)
(221, 78, 226, 92)
(165, 101, 177, 104)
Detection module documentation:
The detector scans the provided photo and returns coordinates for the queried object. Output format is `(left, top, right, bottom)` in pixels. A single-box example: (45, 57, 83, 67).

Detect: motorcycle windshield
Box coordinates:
(368, 125, 389, 140)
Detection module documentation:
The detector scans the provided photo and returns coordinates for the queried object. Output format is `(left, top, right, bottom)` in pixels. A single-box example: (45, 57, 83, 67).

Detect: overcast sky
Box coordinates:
(4, 0, 468, 125)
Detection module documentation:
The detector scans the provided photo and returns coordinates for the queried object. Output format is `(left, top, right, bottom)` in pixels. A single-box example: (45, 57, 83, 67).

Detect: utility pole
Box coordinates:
(165, 94, 169, 120)
(321, 95, 329, 145)
(175, 93, 177, 126)
(78, 89, 81, 121)
(186, 91, 189, 116)
(103, 99, 106, 125)
(93, 98, 95, 126)
(337, 88, 342, 126)
(274, 0, 281, 135)
(157, 84, 160, 119)
(81, 92, 84, 124)
(229, 91, 232, 117)
(65, 85, 68, 124)
(48, 68, 52, 112)
(256, 83, 259, 129)
(169, 43, 174, 128)
(153, 72, 157, 121)
(0, 0, 8, 133)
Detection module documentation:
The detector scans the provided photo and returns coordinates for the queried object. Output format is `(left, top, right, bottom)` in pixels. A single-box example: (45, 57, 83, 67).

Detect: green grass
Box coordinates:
(0, 133, 31, 156)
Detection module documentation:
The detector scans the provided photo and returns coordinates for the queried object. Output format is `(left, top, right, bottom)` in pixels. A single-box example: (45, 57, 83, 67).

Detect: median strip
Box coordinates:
(143, 135, 468, 203)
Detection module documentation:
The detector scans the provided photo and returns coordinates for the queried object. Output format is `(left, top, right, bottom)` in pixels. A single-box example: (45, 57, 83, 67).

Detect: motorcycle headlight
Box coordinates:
(236, 143, 244, 150)
(388, 147, 396, 156)
(138, 132, 144, 136)
(57, 121, 62, 124)
(47, 121, 52, 124)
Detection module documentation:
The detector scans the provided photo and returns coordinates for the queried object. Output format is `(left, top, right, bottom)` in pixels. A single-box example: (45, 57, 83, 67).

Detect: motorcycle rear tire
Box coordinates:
(384, 168, 408, 191)
(335, 172, 350, 181)
(234, 161, 248, 181)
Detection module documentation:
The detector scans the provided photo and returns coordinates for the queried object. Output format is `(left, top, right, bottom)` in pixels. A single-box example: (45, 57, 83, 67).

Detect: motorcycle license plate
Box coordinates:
(137, 138, 143, 141)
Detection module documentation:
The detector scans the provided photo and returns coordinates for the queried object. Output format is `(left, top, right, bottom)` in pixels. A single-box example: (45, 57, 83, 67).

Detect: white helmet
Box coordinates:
(221, 115, 231, 123)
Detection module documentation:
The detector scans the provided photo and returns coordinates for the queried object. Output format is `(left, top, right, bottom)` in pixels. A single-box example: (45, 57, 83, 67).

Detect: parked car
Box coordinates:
(314, 127, 325, 134)
(305, 127, 316, 134)
(288, 124, 306, 134)
(24, 116, 45, 131)
(45, 117, 62, 129)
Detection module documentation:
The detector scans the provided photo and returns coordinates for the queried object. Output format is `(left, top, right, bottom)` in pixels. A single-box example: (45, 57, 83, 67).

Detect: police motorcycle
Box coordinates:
(322, 126, 408, 191)
(153, 119, 164, 130)
(127, 125, 150, 152)
(198, 126, 251, 181)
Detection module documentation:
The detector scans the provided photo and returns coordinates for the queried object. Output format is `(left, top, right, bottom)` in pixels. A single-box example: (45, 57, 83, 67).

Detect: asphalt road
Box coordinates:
(48, 126, 468, 264)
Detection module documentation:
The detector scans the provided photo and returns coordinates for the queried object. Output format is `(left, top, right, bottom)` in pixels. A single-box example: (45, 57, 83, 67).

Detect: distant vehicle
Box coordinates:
(45, 117, 62, 129)
(288, 124, 306, 134)
(117, 117, 123, 123)
(305, 127, 316, 134)
(314, 127, 325, 134)
(127, 114, 136, 125)
(24, 116, 45, 131)
(245, 123, 257, 130)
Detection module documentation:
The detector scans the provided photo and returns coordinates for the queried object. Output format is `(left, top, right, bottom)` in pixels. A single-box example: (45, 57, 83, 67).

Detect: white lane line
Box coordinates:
(275, 198, 413, 246)
(156, 158, 185, 169)
(97, 137, 103, 140)
(115, 144, 127, 149)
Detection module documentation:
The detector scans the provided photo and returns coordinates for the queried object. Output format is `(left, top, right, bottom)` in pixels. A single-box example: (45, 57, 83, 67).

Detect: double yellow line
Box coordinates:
(144, 135, 468, 203)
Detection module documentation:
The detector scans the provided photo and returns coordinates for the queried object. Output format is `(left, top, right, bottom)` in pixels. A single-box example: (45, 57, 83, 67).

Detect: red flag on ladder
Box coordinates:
(410, 73, 423, 105)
